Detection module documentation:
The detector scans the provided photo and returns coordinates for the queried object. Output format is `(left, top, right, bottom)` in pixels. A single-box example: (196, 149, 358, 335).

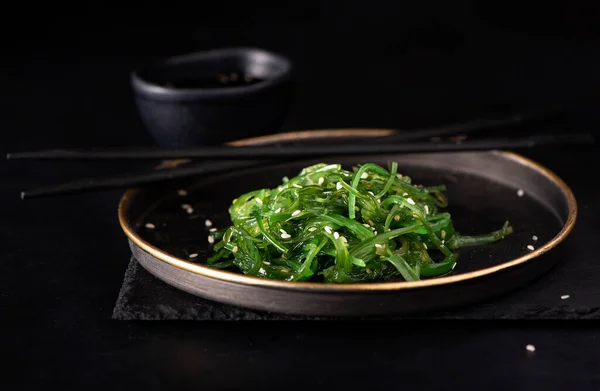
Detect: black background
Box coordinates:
(3, 3, 600, 389)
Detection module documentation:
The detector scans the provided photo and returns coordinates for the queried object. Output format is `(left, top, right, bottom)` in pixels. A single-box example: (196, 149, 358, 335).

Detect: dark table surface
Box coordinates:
(3, 5, 600, 389)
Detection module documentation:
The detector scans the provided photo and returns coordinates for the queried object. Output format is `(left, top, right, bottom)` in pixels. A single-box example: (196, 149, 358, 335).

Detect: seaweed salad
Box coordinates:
(207, 162, 513, 283)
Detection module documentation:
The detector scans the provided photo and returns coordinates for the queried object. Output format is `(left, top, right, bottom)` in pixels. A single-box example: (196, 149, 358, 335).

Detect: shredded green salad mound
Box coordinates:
(207, 163, 513, 283)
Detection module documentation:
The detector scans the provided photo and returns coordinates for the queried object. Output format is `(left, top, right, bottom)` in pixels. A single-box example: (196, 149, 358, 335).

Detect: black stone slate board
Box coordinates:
(112, 254, 600, 320)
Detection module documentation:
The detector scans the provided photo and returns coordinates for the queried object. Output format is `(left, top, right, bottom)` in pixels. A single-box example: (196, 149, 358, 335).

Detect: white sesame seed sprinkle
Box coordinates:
(181, 204, 192, 210)
(374, 231, 378, 235)
(375, 244, 383, 249)
(292, 184, 302, 188)
(318, 177, 324, 185)
(527, 245, 535, 251)
(341, 236, 348, 243)
(361, 172, 369, 179)
(263, 261, 271, 265)
(275, 208, 282, 213)
(441, 230, 446, 239)
(363, 223, 371, 228)
(232, 246, 238, 253)
(186, 208, 194, 214)
(280, 229, 288, 235)
(177, 189, 188, 196)
(368, 191, 375, 196)
(145, 223, 156, 229)
(402, 192, 408, 196)
(209, 228, 217, 232)
(517, 189, 525, 197)
(406, 198, 416, 205)
(424, 205, 429, 215)
(532, 235, 538, 241)
(394, 215, 401, 221)
(336, 182, 342, 190)
(308, 227, 317, 232)
(205, 219, 212, 227)
(255, 198, 263, 204)
(208, 236, 215, 244)
(561, 295, 570, 300)
(333, 232, 340, 239)
(526, 344, 536, 352)
(281, 233, 291, 239)
(292, 210, 301, 217)
(188, 253, 198, 259)
(324, 226, 332, 234)
(451, 263, 457, 270)
(423, 243, 428, 249)
(441, 240, 445, 245)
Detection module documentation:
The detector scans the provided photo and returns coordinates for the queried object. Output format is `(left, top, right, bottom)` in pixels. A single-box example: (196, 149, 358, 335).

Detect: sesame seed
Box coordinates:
(186, 208, 194, 214)
(145, 223, 156, 229)
(189, 253, 198, 259)
(209, 228, 217, 232)
(532, 235, 538, 241)
(361, 172, 369, 179)
(292, 184, 302, 188)
(308, 227, 317, 232)
(375, 244, 383, 249)
(232, 246, 238, 253)
(341, 236, 348, 243)
(406, 198, 416, 205)
(281, 233, 291, 239)
(181, 204, 192, 210)
(263, 261, 271, 265)
(451, 263, 457, 270)
(526, 344, 536, 352)
(336, 182, 342, 190)
(275, 208, 282, 213)
(424, 205, 429, 215)
(255, 198, 263, 204)
(441, 230, 446, 239)
(561, 295, 570, 300)
(527, 245, 535, 251)
(324, 226, 332, 234)
(394, 215, 400, 221)
(292, 210, 301, 217)
(517, 189, 524, 197)
(208, 236, 215, 244)
(177, 189, 188, 196)
(368, 191, 375, 196)
(280, 229, 288, 235)
(318, 177, 324, 185)
(441, 240, 445, 245)
(333, 232, 340, 239)
(363, 223, 371, 228)
(423, 243, 428, 249)
(205, 219, 212, 227)
(402, 193, 408, 196)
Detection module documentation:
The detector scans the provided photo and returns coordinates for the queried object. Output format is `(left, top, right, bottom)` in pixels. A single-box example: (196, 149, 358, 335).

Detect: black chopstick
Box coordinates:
(8, 132, 591, 162)
(6, 108, 561, 161)
(19, 133, 594, 199)
(20, 160, 269, 199)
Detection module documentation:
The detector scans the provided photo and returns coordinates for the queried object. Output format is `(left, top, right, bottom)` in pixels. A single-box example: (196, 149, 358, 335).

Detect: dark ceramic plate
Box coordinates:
(118, 129, 577, 316)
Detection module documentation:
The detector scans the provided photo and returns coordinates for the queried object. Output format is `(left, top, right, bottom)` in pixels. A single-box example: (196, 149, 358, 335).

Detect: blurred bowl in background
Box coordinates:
(131, 47, 293, 147)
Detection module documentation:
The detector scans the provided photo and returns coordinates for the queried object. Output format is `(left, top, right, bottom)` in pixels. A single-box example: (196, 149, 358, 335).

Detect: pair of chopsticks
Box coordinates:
(7, 109, 594, 199)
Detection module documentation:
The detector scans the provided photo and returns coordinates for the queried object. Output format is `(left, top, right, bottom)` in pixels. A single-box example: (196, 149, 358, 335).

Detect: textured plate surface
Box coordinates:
(118, 129, 577, 316)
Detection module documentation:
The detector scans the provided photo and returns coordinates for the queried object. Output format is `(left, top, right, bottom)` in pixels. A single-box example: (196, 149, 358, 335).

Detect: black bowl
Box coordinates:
(131, 47, 293, 147)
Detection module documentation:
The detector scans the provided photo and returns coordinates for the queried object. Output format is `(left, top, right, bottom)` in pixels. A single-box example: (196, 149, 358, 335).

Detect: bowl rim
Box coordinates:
(130, 47, 292, 102)
(118, 128, 578, 292)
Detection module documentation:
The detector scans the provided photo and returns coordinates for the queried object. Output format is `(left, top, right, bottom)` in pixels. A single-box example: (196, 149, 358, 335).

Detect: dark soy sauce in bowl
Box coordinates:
(162, 73, 264, 89)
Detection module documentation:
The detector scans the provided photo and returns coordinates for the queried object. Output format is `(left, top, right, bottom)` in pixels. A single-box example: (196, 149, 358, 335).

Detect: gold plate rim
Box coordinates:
(118, 128, 578, 292)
